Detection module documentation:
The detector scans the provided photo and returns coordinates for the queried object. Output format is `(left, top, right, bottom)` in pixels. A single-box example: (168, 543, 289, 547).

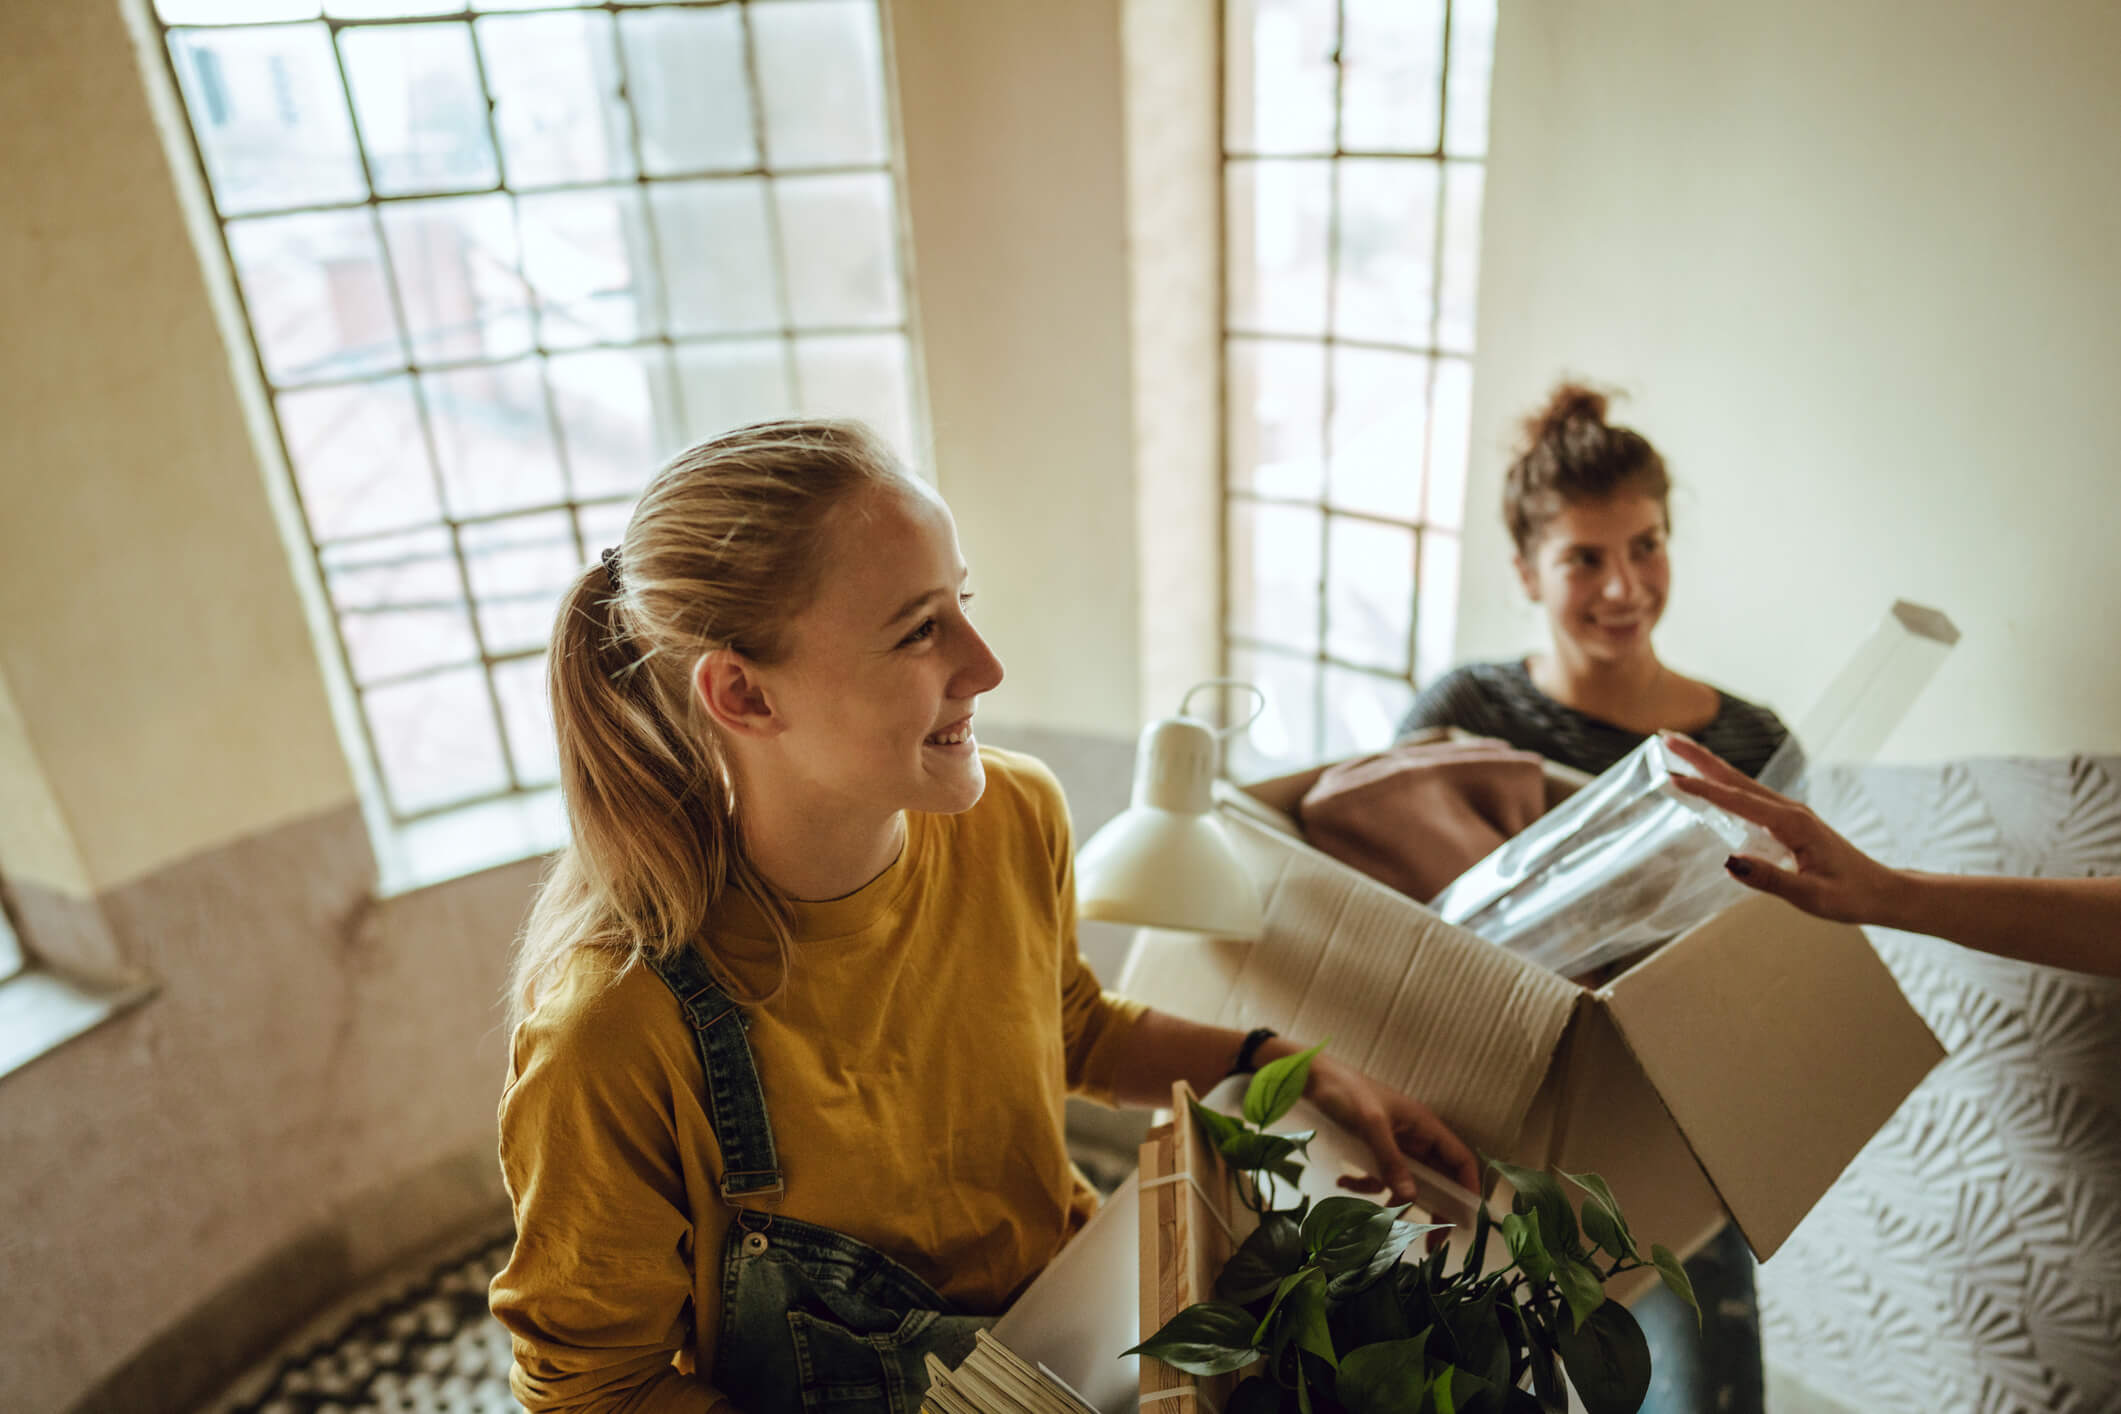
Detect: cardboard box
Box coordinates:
(1115, 758, 1944, 1268)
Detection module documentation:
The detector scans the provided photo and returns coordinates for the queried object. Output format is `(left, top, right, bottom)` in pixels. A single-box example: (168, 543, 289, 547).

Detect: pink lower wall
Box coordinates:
(1, 807, 539, 1412)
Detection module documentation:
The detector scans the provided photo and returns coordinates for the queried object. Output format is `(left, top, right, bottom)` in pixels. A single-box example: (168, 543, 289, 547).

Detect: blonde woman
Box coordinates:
(489, 421, 1479, 1414)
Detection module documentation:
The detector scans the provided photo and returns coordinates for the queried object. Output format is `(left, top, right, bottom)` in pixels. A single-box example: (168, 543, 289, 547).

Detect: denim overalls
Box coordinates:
(648, 944, 995, 1414)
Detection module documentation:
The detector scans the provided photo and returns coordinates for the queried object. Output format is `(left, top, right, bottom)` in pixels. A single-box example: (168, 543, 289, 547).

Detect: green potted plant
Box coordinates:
(1124, 1045, 1698, 1414)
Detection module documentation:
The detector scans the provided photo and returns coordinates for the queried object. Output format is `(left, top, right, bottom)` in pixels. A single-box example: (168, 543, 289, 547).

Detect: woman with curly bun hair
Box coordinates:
(1399, 382, 1789, 1414)
(1399, 380, 1791, 778)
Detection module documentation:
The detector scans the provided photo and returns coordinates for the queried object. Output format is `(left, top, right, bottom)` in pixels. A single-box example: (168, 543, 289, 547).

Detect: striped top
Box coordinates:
(1396, 659, 1793, 781)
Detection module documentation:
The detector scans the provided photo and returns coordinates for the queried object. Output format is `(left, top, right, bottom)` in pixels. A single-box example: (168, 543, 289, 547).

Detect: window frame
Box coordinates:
(1219, 0, 1493, 772)
(144, 0, 926, 880)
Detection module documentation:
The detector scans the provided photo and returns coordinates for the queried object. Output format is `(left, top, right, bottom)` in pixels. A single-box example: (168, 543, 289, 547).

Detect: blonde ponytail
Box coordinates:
(508, 420, 913, 1028)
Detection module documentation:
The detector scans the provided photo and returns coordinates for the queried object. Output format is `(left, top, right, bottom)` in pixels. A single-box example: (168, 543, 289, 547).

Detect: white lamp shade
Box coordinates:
(1074, 711, 1266, 939)
(1076, 806, 1264, 939)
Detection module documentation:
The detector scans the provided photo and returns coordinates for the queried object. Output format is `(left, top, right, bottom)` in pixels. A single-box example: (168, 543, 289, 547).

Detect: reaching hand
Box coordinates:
(1662, 731, 1905, 925)
(1301, 1051, 1483, 1230)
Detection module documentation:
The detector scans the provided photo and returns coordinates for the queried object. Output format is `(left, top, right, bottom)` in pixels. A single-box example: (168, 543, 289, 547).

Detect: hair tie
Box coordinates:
(600, 546, 624, 594)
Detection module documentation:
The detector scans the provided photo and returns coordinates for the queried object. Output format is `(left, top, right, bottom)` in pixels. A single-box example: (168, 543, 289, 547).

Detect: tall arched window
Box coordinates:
(151, 0, 920, 845)
(1222, 0, 1494, 775)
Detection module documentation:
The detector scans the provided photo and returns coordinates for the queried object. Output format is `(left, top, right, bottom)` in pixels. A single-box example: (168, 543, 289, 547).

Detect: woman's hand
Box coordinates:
(1300, 1050, 1482, 1222)
(1662, 732, 1907, 925)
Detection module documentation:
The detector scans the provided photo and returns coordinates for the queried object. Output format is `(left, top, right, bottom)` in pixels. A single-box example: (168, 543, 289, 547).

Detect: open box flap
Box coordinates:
(1599, 893, 1945, 1259)
(1117, 805, 1583, 1158)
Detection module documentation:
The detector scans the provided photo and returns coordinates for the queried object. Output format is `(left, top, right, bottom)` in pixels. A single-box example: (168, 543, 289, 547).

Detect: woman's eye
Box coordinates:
(900, 618, 938, 646)
(959, 592, 976, 614)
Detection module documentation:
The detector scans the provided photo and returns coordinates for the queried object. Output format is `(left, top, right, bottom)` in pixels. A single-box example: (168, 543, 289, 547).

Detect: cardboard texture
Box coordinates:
(1117, 779, 1946, 1265)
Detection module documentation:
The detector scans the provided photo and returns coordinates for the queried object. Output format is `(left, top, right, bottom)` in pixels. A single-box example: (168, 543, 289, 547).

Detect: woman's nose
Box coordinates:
(1601, 562, 1637, 600)
(957, 626, 1005, 696)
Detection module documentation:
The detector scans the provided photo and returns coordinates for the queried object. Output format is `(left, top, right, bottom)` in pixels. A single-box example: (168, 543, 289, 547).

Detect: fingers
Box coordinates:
(1387, 1106, 1482, 1203)
(1723, 852, 1837, 918)
(1669, 771, 1788, 831)
(1661, 731, 1756, 790)
(1354, 1111, 1420, 1207)
(1667, 763, 1815, 848)
(1418, 1122, 1482, 1197)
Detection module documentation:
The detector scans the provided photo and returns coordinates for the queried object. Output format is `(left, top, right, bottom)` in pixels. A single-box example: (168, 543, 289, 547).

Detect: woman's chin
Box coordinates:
(1571, 621, 1654, 659)
(915, 754, 987, 814)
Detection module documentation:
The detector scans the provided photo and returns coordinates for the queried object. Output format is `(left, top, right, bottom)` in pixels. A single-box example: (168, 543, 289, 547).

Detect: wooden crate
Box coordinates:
(1138, 1082, 1258, 1414)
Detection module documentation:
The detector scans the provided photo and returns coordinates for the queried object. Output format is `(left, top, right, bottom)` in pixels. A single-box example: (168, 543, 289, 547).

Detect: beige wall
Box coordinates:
(1463, 0, 2121, 761)
(891, 0, 1144, 740)
(0, 3, 356, 898)
(1122, 0, 1223, 724)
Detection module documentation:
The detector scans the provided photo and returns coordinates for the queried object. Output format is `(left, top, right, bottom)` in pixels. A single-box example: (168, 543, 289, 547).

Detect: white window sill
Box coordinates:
(371, 786, 568, 899)
(0, 967, 156, 1083)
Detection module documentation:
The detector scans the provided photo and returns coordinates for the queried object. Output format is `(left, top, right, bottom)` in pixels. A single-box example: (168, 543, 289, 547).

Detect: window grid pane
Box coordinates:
(156, 0, 920, 825)
(1222, 0, 1495, 772)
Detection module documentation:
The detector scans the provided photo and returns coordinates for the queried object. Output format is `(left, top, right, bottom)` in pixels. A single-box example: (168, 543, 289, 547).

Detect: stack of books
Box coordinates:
(921, 1331, 1103, 1414)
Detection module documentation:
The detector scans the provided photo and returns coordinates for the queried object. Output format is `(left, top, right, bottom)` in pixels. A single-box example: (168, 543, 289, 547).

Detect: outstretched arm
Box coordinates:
(1106, 1009, 1483, 1208)
(1664, 732, 2121, 979)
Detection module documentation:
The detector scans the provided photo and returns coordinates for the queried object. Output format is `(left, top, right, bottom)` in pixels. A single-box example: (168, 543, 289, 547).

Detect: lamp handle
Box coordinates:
(1178, 678, 1267, 739)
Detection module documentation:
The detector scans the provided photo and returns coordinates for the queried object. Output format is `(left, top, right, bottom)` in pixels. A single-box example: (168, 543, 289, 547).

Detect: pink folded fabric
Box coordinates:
(1296, 736, 1550, 903)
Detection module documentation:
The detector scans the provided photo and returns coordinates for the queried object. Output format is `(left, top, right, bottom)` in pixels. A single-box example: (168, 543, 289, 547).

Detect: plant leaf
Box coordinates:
(1429, 1364, 1457, 1414)
(1334, 1269, 1413, 1348)
(1217, 1214, 1306, 1304)
(1650, 1245, 1700, 1326)
(1190, 1099, 1247, 1153)
(1225, 1130, 1306, 1173)
(1488, 1158, 1580, 1258)
(1302, 1196, 1386, 1260)
(1123, 1301, 1262, 1376)
(1438, 1285, 1511, 1396)
(1246, 1040, 1327, 1128)
(1283, 1268, 1338, 1369)
(1227, 1376, 1282, 1414)
(1561, 1171, 1637, 1262)
(1514, 1295, 1566, 1411)
(1459, 1198, 1492, 1281)
(1578, 1202, 1626, 1263)
(1553, 1301, 1651, 1414)
(1500, 1211, 1555, 1284)
(1553, 1255, 1606, 1334)
(1330, 1220, 1444, 1298)
(1312, 1201, 1401, 1275)
(1333, 1332, 1430, 1414)
(1254, 1268, 1315, 1347)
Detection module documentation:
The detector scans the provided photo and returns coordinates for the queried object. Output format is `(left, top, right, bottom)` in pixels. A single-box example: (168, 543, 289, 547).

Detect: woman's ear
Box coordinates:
(1513, 552, 1541, 603)
(694, 648, 783, 739)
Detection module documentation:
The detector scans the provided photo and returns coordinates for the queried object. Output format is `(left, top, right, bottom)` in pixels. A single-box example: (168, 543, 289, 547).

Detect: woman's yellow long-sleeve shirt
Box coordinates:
(489, 749, 1148, 1414)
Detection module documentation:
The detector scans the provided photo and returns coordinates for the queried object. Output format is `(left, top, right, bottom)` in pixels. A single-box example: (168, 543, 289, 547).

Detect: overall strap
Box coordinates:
(644, 944, 785, 1205)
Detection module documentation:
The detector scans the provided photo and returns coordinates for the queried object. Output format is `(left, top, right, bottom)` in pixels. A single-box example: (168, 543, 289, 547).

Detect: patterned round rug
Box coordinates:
(197, 1129, 1143, 1414)
(202, 1227, 521, 1414)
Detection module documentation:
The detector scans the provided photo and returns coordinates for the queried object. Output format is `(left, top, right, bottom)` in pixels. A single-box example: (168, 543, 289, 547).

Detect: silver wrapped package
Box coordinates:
(1427, 599, 1959, 980)
(1427, 734, 1791, 979)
